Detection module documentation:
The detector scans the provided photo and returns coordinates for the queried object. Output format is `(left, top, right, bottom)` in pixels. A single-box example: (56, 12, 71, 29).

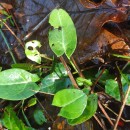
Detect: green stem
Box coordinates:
(67, 56, 78, 73)
(40, 54, 53, 61)
(0, 29, 16, 63)
(22, 100, 31, 127)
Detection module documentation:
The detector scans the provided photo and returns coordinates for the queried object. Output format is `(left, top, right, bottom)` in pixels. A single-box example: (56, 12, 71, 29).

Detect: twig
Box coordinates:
(115, 62, 124, 102)
(59, 56, 79, 89)
(70, 56, 84, 78)
(113, 85, 130, 130)
(34, 95, 54, 122)
(91, 67, 106, 92)
(9, 10, 21, 32)
(103, 104, 130, 122)
(98, 101, 114, 126)
(94, 115, 106, 130)
(2, 21, 24, 47)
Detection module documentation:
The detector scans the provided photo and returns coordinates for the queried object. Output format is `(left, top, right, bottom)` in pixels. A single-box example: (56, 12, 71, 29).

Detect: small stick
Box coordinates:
(70, 56, 84, 78)
(103, 104, 130, 122)
(113, 85, 130, 130)
(34, 95, 54, 122)
(94, 115, 106, 130)
(115, 62, 124, 102)
(98, 101, 114, 126)
(91, 67, 106, 92)
(2, 21, 24, 47)
(59, 56, 79, 89)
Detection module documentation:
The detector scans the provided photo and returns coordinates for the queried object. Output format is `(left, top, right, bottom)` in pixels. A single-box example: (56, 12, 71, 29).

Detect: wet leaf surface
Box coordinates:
(0, 0, 130, 130)
(13, 0, 130, 64)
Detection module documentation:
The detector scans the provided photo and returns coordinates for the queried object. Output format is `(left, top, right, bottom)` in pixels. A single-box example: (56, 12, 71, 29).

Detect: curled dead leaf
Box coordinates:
(76, 29, 130, 63)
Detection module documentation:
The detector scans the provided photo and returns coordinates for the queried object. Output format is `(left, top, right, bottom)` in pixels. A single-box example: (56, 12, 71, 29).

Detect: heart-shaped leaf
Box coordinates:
(52, 89, 87, 119)
(68, 94, 98, 125)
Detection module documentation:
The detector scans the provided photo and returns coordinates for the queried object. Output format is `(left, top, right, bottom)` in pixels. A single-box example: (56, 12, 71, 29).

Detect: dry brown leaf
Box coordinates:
(0, 3, 13, 10)
(77, 29, 130, 63)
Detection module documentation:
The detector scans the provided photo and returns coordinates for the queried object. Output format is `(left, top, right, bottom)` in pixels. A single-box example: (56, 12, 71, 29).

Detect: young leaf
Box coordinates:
(25, 40, 41, 64)
(76, 77, 92, 87)
(0, 68, 40, 100)
(27, 98, 37, 107)
(2, 106, 33, 130)
(68, 94, 98, 125)
(49, 9, 77, 58)
(105, 74, 130, 105)
(52, 89, 87, 119)
(33, 109, 47, 125)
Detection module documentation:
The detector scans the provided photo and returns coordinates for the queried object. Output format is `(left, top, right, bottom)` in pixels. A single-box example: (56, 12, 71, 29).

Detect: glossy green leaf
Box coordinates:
(0, 68, 40, 100)
(27, 98, 37, 107)
(49, 9, 77, 58)
(41, 75, 71, 94)
(33, 109, 47, 125)
(105, 74, 130, 105)
(2, 106, 33, 130)
(52, 89, 87, 119)
(53, 63, 67, 77)
(25, 40, 41, 64)
(68, 94, 98, 125)
(41, 63, 71, 94)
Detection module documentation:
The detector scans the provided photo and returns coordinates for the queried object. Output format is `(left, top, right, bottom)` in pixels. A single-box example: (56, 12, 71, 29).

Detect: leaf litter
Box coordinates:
(0, 0, 130, 130)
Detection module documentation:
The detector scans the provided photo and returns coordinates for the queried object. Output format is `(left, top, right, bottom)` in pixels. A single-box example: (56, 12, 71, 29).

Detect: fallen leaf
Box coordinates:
(78, 29, 130, 63)
(0, 3, 13, 10)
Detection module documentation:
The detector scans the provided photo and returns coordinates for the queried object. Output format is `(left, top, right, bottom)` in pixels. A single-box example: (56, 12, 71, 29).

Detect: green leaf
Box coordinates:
(27, 98, 37, 107)
(33, 109, 47, 125)
(49, 9, 77, 58)
(53, 63, 67, 77)
(41, 75, 71, 94)
(11, 63, 35, 71)
(105, 74, 130, 105)
(52, 89, 87, 119)
(68, 94, 98, 125)
(105, 80, 120, 101)
(76, 77, 92, 87)
(2, 106, 33, 130)
(0, 68, 40, 100)
(41, 63, 71, 94)
(112, 53, 130, 60)
(25, 40, 41, 64)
